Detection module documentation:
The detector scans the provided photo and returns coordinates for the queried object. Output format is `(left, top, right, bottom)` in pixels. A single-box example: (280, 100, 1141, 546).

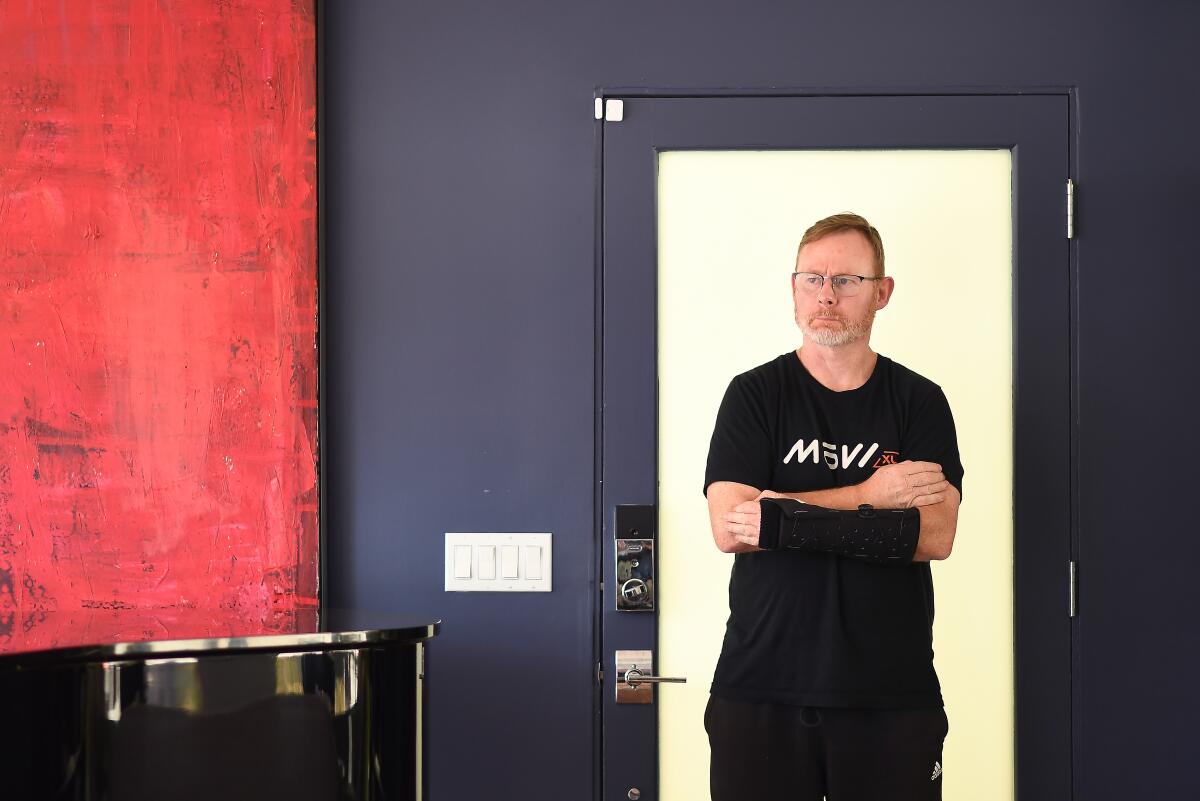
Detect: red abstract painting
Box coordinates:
(0, 0, 318, 650)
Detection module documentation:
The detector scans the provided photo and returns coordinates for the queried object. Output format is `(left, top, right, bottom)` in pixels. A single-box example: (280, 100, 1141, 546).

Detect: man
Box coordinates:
(703, 212, 964, 801)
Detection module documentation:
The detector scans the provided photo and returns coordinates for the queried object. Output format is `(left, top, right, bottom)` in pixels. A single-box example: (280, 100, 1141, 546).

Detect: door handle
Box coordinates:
(615, 649, 686, 703)
(622, 667, 687, 688)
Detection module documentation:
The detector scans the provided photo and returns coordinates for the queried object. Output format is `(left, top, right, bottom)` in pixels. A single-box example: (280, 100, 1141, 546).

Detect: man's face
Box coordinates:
(792, 230, 892, 348)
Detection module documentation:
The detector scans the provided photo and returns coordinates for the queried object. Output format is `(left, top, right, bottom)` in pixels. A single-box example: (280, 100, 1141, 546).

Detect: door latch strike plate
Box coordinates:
(1067, 179, 1075, 239)
(1069, 560, 1077, 618)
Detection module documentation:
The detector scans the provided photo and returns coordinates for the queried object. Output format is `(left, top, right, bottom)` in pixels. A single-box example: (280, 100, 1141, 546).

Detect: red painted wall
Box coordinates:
(0, 0, 318, 648)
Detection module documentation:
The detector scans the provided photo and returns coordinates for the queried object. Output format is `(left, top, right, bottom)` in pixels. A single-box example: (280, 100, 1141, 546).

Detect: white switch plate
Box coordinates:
(444, 533, 552, 592)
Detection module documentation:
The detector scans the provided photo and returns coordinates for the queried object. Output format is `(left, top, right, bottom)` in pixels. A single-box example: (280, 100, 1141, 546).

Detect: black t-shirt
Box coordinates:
(703, 351, 964, 708)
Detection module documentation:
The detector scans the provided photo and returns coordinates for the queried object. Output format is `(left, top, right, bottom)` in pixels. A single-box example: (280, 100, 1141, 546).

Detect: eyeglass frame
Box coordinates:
(791, 271, 885, 294)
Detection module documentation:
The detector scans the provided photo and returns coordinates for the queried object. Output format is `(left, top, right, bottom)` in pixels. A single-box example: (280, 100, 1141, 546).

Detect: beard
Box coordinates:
(796, 306, 875, 347)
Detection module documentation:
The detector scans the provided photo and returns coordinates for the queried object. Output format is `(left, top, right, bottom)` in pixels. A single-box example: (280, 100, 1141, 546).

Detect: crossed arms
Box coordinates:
(707, 461, 960, 562)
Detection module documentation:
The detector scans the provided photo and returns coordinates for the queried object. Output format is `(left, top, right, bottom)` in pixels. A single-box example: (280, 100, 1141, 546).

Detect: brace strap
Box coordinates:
(757, 498, 920, 565)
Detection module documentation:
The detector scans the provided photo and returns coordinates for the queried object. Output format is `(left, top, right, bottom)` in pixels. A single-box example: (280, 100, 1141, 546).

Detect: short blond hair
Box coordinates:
(796, 212, 885, 276)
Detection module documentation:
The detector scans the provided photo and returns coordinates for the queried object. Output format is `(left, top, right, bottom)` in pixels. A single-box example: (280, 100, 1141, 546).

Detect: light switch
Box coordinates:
(500, 545, 519, 579)
(453, 545, 472, 579)
(524, 546, 542, 580)
(445, 533, 552, 592)
(478, 545, 496, 579)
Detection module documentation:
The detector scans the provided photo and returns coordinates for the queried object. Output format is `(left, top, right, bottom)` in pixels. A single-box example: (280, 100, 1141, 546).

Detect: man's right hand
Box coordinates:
(859, 460, 950, 509)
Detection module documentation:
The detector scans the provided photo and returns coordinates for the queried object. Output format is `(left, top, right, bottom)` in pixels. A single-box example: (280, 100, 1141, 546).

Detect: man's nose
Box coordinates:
(815, 278, 837, 303)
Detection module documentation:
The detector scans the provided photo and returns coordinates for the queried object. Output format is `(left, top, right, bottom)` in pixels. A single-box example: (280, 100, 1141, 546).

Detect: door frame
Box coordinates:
(593, 88, 1080, 801)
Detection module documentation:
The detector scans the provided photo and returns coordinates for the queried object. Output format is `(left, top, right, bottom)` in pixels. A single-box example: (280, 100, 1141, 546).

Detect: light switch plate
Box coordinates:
(444, 533, 552, 592)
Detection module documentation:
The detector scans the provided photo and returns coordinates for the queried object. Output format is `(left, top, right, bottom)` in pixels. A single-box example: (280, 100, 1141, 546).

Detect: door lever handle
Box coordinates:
(615, 649, 684, 703)
(622, 667, 687, 688)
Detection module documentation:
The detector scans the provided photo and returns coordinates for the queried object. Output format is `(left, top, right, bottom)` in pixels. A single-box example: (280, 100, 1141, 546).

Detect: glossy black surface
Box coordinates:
(1, 613, 437, 801)
(0, 608, 437, 666)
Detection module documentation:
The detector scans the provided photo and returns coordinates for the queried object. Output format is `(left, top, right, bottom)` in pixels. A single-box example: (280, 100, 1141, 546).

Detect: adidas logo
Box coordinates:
(931, 761, 942, 781)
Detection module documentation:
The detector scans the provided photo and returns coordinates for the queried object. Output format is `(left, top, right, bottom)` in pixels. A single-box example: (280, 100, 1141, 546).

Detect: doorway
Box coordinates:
(598, 94, 1071, 801)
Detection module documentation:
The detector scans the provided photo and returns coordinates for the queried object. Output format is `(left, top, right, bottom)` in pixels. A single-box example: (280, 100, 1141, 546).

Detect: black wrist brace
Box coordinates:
(757, 498, 920, 565)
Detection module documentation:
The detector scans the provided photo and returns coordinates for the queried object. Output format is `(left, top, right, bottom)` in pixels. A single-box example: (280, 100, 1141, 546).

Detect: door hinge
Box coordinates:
(1069, 560, 1077, 618)
(596, 661, 604, 684)
(1066, 179, 1075, 239)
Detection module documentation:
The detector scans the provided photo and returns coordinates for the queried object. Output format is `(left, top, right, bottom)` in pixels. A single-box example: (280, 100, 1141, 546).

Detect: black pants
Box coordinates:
(705, 694, 949, 801)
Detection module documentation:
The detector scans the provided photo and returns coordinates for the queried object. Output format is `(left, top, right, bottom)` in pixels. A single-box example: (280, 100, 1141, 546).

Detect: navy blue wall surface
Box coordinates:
(323, 2, 1199, 799)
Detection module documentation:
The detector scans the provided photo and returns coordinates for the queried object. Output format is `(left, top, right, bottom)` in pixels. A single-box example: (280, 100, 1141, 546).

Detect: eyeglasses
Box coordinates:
(792, 272, 883, 297)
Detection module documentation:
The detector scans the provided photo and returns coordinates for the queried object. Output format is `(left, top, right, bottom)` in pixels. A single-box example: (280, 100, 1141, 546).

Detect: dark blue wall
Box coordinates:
(323, 2, 1200, 798)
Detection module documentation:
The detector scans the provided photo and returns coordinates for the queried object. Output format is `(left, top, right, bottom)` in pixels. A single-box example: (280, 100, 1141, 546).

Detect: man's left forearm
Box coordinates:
(911, 494, 959, 561)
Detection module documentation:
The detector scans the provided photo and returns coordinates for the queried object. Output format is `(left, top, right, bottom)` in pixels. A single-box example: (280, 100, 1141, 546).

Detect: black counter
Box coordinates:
(0, 609, 440, 801)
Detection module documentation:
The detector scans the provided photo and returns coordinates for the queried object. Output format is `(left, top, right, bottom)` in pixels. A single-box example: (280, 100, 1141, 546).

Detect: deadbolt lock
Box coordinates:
(615, 505, 656, 611)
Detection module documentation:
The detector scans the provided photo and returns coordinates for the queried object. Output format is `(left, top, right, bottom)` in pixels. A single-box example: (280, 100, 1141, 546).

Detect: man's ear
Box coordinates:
(874, 276, 895, 310)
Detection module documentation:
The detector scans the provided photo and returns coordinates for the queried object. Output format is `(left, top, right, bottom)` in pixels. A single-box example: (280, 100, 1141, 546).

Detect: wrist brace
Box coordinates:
(757, 498, 920, 565)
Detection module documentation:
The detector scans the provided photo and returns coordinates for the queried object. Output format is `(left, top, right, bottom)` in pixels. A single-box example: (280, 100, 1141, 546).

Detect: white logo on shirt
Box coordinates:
(783, 438, 880, 470)
(931, 761, 942, 780)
